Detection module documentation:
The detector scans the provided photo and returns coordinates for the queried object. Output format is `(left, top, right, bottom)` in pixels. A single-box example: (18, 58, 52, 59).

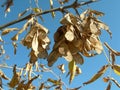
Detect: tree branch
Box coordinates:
(0, 0, 98, 30)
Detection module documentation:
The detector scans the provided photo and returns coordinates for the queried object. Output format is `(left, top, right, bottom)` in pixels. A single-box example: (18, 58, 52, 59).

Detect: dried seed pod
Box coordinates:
(58, 64, 66, 73)
(73, 53, 84, 65)
(68, 42, 79, 54)
(54, 25, 67, 42)
(47, 50, 61, 67)
(29, 50, 38, 64)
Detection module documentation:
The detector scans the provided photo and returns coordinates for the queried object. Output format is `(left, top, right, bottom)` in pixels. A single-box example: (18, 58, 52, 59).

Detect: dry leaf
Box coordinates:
(35, 61, 39, 72)
(110, 52, 115, 65)
(90, 10, 104, 17)
(89, 35, 103, 54)
(21, 22, 36, 48)
(57, 64, 66, 73)
(32, 8, 44, 21)
(55, 86, 62, 90)
(39, 83, 45, 90)
(0, 45, 5, 56)
(60, 13, 77, 25)
(0, 36, 3, 42)
(49, 0, 53, 10)
(68, 86, 82, 90)
(11, 34, 19, 41)
(112, 64, 120, 76)
(2, 0, 13, 16)
(47, 78, 62, 85)
(12, 42, 17, 55)
(16, 80, 25, 90)
(80, 9, 89, 20)
(23, 63, 33, 80)
(18, 8, 30, 18)
(25, 75, 39, 89)
(51, 11, 55, 18)
(2, 28, 18, 36)
(16, 75, 39, 90)
(82, 47, 96, 57)
(110, 77, 120, 88)
(0, 69, 9, 80)
(58, 0, 69, 5)
(32, 8, 42, 13)
(84, 39, 91, 52)
(0, 77, 2, 89)
(95, 41, 103, 54)
(8, 65, 22, 88)
(76, 66, 82, 75)
(83, 65, 108, 85)
(66, 66, 81, 80)
(68, 60, 76, 84)
(103, 77, 110, 83)
(49, 0, 55, 18)
(29, 50, 38, 64)
(97, 21, 112, 37)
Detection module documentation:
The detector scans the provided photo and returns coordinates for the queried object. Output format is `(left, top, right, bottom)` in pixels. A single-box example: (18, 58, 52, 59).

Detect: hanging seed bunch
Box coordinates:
(48, 9, 112, 66)
(22, 22, 50, 64)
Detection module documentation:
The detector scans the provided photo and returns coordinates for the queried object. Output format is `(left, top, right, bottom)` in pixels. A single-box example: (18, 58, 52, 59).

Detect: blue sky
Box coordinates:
(0, 0, 120, 90)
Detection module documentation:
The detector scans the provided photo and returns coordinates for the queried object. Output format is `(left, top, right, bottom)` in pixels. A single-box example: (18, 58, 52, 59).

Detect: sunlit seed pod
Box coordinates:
(65, 30, 74, 41)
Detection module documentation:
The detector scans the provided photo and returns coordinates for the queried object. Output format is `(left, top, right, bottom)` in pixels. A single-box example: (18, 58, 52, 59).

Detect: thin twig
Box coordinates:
(40, 65, 68, 88)
(104, 42, 120, 56)
(102, 47, 111, 65)
(0, 64, 68, 88)
(0, 0, 98, 30)
(0, 64, 42, 79)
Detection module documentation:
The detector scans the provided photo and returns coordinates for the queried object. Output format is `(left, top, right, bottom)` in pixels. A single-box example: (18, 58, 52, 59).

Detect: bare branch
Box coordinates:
(0, 0, 98, 30)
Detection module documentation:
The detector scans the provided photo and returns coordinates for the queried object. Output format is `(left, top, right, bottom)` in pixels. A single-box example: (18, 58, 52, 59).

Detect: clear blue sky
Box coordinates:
(0, 0, 120, 90)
